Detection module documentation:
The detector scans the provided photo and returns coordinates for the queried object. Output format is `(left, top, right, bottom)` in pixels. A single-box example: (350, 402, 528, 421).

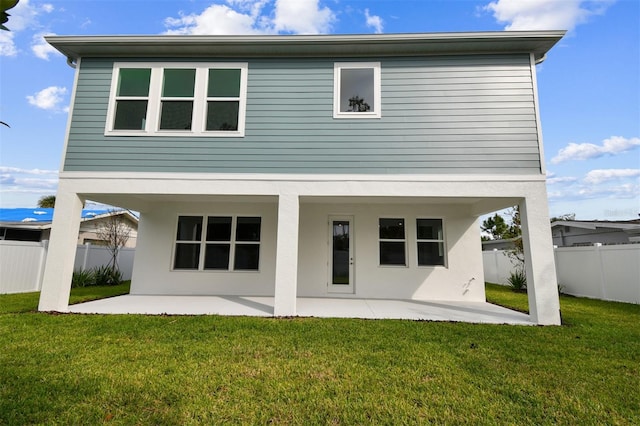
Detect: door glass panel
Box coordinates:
(332, 220, 350, 285)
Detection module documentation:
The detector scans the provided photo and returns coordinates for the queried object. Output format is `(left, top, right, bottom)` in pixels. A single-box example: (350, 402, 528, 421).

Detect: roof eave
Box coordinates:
(46, 31, 566, 62)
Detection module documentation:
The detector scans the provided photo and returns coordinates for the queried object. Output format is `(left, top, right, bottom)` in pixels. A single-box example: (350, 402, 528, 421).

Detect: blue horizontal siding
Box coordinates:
(64, 55, 541, 174)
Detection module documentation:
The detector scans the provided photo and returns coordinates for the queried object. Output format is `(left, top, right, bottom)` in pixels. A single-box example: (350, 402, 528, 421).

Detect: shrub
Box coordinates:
(93, 265, 123, 286)
(72, 269, 95, 288)
(507, 268, 527, 292)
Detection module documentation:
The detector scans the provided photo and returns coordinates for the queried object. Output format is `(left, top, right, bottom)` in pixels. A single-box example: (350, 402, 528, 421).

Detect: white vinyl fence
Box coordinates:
(0, 240, 135, 294)
(483, 245, 640, 304)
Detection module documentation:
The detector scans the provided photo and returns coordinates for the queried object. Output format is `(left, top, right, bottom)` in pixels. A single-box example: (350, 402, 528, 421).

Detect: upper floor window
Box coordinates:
(106, 62, 248, 137)
(334, 62, 381, 119)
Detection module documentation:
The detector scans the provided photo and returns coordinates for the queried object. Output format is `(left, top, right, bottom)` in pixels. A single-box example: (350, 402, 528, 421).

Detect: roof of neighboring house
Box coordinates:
(551, 220, 640, 231)
(0, 208, 138, 229)
(46, 31, 565, 63)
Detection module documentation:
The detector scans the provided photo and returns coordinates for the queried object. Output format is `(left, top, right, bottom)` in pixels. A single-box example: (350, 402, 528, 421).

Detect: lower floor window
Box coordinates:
(173, 215, 261, 271)
(379, 218, 406, 266)
(417, 219, 445, 266)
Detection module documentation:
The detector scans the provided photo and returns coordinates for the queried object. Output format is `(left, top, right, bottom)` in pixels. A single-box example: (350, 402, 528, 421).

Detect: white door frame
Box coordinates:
(328, 215, 354, 294)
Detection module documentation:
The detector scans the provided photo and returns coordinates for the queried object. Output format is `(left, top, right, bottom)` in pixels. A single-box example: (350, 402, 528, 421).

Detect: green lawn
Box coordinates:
(0, 284, 638, 424)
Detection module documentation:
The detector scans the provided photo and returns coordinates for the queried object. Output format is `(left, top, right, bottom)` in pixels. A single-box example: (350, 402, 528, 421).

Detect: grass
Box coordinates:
(0, 281, 131, 314)
(0, 284, 638, 424)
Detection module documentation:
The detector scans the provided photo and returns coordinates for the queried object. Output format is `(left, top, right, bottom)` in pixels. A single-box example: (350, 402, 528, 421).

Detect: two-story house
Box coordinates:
(39, 32, 564, 324)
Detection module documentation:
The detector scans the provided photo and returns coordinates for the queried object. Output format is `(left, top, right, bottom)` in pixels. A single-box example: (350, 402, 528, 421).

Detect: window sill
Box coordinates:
(104, 130, 245, 138)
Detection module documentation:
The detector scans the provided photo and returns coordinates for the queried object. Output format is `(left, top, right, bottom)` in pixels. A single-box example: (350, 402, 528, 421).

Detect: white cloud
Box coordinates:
(0, 166, 59, 199)
(165, 0, 336, 35)
(165, 3, 264, 35)
(551, 136, 640, 164)
(31, 33, 60, 60)
(0, 166, 58, 175)
(365, 9, 383, 34)
(0, 0, 56, 57)
(547, 176, 578, 184)
(26, 86, 67, 111)
(584, 169, 640, 184)
(273, 0, 335, 34)
(484, 0, 614, 31)
(0, 31, 17, 56)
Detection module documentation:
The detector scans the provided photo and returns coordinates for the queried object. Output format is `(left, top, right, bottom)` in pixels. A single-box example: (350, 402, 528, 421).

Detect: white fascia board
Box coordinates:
(58, 171, 547, 183)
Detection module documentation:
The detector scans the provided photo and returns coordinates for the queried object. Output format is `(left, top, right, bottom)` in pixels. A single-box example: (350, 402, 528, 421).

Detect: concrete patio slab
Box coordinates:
(68, 295, 533, 325)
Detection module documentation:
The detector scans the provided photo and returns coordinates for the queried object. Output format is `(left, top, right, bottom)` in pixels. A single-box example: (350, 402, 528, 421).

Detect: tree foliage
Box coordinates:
(1, 0, 19, 31)
(347, 95, 370, 112)
(482, 207, 525, 268)
(94, 211, 131, 272)
(37, 195, 56, 208)
(550, 213, 576, 222)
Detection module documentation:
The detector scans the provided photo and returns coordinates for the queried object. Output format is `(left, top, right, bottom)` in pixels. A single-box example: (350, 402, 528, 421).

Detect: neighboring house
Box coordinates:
(0, 208, 138, 247)
(481, 237, 520, 251)
(39, 31, 564, 324)
(551, 220, 640, 247)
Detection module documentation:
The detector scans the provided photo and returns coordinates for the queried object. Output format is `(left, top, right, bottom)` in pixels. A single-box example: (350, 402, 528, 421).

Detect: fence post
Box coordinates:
(493, 249, 500, 284)
(82, 242, 91, 271)
(595, 243, 607, 300)
(35, 240, 49, 291)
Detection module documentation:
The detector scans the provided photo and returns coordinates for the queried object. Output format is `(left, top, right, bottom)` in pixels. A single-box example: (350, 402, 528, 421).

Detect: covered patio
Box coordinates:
(67, 295, 533, 325)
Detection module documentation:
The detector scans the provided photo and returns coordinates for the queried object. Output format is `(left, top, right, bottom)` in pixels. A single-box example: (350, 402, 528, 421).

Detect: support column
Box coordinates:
(38, 184, 84, 312)
(273, 194, 299, 317)
(519, 190, 561, 325)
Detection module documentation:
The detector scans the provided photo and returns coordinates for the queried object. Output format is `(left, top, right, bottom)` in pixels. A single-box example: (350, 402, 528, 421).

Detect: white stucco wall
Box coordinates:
(298, 202, 485, 301)
(130, 199, 485, 302)
(130, 200, 278, 296)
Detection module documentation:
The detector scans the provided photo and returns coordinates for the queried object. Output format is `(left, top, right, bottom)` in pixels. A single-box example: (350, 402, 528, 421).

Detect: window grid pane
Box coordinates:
(236, 217, 261, 242)
(208, 69, 241, 97)
(114, 100, 148, 130)
(176, 216, 203, 241)
(206, 217, 232, 241)
(162, 69, 196, 97)
(234, 244, 260, 270)
(204, 244, 231, 270)
(206, 101, 239, 131)
(160, 101, 194, 130)
(417, 242, 445, 266)
(174, 243, 200, 269)
(118, 68, 151, 97)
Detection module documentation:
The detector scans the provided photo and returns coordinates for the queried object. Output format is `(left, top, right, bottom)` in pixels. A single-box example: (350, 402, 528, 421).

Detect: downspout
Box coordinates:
(66, 56, 77, 69)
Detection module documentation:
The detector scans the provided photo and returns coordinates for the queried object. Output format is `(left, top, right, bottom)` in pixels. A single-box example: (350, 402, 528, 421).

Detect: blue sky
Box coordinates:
(0, 0, 638, 220)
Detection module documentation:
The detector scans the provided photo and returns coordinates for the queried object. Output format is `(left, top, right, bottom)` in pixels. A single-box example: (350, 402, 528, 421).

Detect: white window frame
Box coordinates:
(172, 215, 261, 272)
(333, 62, 381, 119)
(378, 217, 407, 267)
(105, 62, 248, 137)
(416, 218, 447, 268)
